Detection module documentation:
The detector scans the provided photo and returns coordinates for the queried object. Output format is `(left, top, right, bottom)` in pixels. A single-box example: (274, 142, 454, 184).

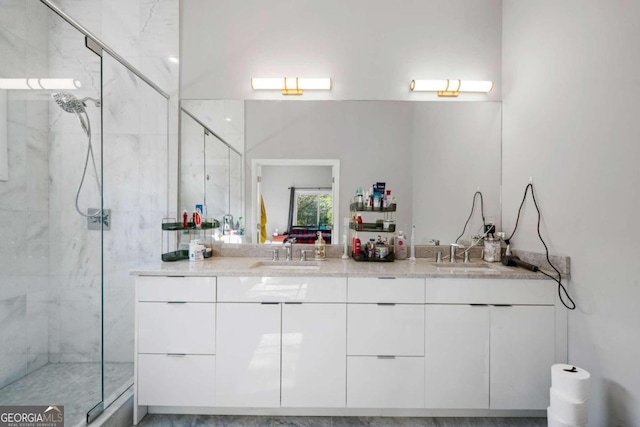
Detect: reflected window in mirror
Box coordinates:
(287, 188, 333, 244)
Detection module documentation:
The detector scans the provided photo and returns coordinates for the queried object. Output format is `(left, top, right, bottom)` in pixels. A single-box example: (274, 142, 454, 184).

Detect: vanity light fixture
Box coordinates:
(410, 79, 493, 97)
(0, 78, 82, 90)
(251, 77, 332, 96)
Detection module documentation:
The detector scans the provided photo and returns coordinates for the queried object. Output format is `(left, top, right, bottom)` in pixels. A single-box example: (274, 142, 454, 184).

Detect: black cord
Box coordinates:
(455, 191, 486, 244)
(506, 183, 576, 310)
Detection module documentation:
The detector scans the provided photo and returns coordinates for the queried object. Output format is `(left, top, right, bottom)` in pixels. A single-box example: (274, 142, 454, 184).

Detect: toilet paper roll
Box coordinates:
(547, 407, 583, 427)
(551, 364, 591, 402)
(549, 387, 588, 425)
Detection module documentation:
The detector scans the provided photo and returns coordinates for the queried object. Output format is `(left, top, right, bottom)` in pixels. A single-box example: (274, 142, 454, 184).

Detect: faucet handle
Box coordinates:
(435, 251, 443, 263)
(463, 251, 471, 263)
(271, 248, 280, 261)
(300, 250, 307, 261)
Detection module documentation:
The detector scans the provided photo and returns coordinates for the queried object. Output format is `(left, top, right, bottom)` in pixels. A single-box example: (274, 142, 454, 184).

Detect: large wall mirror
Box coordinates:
(179, 100, 502, 245)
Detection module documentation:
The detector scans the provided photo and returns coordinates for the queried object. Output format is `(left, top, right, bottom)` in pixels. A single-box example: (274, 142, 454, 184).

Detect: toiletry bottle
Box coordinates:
(315, 231, 326, 260)
(356, 214, 363, 231)
(394, 231, 408, 259)
(353, 232, 361, 256)
(182, 210, 189, 228)
(367, 239, 376, 258)
(237, 216, 244, 235)
(189, 239, 205, 262)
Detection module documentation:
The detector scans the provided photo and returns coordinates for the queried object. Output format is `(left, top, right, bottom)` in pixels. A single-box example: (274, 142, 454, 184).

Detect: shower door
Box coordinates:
(99, 52, 169, 413)
(0, 1, 170, 424)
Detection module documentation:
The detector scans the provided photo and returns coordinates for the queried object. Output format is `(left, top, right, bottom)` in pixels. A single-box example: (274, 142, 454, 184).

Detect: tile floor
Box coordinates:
(136, 415, 547, 427)
(0, 362, 133, 427)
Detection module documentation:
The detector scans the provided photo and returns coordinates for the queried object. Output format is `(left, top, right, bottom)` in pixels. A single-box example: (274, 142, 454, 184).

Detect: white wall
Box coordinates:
(261, 165, 333, 237)
(181, 0, 502, 101)
(502, 1, 640, 425)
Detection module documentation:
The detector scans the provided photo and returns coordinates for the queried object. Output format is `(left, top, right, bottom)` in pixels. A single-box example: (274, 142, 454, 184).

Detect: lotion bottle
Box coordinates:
(394, 231, 408, 260)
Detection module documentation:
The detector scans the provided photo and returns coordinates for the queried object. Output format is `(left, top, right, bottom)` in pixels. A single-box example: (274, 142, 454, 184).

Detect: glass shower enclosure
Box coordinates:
(0, 0, 169, 424)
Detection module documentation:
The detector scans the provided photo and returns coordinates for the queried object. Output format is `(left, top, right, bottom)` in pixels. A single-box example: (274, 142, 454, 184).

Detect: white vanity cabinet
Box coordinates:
(346, 277, 426, 408)
(424, 278, 559, 410)
(216, 276, 347, 408)
(424, 304, 490, 409)
(490, 304, 555, 409)
(133, 270, 567, 422)
(135, 276, 217, 409)
(281, 303, 346, 407)
(215, 302, 281, 407)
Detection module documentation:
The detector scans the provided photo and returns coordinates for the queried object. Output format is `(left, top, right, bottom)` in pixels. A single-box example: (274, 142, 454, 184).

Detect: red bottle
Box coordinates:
(353, 234, 361, 256)
(182, 210, 189, 228)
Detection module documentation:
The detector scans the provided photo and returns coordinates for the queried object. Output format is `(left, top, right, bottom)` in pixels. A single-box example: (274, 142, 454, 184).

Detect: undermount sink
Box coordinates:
(251, 261, 321, 271)
(432, 263, 498, 273)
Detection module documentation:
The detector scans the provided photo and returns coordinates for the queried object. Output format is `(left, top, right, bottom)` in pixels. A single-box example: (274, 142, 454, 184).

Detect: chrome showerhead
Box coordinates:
(52, 92, 86, 114)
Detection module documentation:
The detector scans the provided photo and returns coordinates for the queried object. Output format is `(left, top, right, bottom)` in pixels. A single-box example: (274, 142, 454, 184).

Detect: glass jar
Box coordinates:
(483, 238, 502, 262)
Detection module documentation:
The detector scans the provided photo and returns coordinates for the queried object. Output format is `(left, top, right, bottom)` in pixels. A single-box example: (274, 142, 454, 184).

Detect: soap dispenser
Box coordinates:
(315, 231, 326, 260)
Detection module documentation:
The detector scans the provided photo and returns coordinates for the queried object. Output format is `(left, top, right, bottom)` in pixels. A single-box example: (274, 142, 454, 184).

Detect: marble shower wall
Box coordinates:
(101, 53, 169, 365)
(0, 0, 51, 389)
(47, 0, 104, 365)
(1, 0, 175, 388)
(46, 0, 176, 368)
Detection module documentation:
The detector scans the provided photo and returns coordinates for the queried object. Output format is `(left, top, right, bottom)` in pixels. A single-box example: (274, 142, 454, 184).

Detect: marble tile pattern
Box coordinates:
(0, 362, 132, 427)
(137, 415, 547, 427)
(1, 0, 176, 394)
(0, 0, 51, 389)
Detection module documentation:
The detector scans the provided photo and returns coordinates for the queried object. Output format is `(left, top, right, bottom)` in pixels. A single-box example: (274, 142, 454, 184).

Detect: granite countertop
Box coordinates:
(131, 257, 563, 280)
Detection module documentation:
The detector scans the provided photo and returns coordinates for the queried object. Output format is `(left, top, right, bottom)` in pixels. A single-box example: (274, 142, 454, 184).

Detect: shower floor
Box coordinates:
(0, 362, 133, 427)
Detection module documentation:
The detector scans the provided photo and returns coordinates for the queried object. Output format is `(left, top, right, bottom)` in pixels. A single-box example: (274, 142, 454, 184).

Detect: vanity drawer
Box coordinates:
(347, 356, 424, 408)
(347, 304, 425, 356)
(217, 276, 346, 302)
(425, 278, 555, 305)
(490, 280, 556, 305)
(137, 276, 216, 302)
(425, 278, 490, 304)
(137, 354, 215, 406)
(347, 277, 425, 303)
(137, 302, 216, 354)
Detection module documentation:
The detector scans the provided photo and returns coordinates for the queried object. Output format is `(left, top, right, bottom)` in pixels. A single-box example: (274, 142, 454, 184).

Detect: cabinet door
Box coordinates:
(215, 303, 281, 407)
(347, 356, 424, 408)
(490, 305, 555, 409)
(138, 302, 215, 354)
(137, 354, 215, 406)
(348, 304, 424, 356)
(281, 303, 346, 407)
(424, 304, 489, 409)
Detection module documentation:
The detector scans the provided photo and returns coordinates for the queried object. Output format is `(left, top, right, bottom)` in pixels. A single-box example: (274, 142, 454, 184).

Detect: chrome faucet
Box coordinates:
(284, 238, 296, 261)
(450, 243, 464, 263)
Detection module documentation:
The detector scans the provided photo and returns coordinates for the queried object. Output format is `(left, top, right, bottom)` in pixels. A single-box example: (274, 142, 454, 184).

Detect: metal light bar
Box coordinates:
(251, 77, 332, 95)
(0, 78, 82, 90)
(410, 79, 493, 97)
